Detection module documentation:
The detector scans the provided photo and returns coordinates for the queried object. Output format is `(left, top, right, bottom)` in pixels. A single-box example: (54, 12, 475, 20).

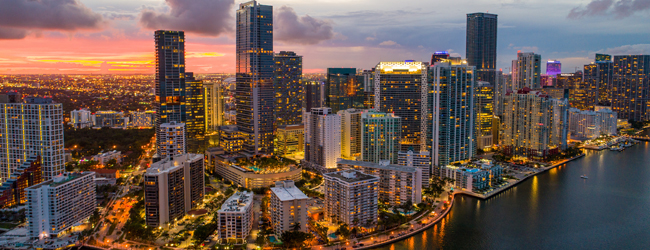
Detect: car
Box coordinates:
(359, 243, 364, 246)
(389, 236, 395, 239)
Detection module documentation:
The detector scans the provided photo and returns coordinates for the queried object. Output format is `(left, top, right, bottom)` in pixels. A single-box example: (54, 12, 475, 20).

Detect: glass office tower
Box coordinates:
(273, 51, 303, 128)
(326, 68, 363, 113)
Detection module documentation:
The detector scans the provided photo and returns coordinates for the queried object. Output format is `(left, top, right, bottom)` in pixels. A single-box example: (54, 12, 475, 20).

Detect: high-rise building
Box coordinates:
(466, 13, 497, 70)
(219, 125, 244, 154)
(595, 53, 612, 62)
(217, 191, 253, 242)
(130, 110, 156, 128)
(324, 170, 379, 228)
(203, 80, 227, 132)
(236, 1, 274, 155)
(26, 172, 96, 239)
(326, 68, 363, 113)
(568, 108, 617, 140)
(338, 159, 422, 206)
(611, 55, 650, 122)
(429, 61, 477, 173)
(274, 124, 304, 157)
(0, 155, 42, 208)
(185, 72, 206, 151)
(361, 110, 401, 164)
(144, 153, 204, 227)
(476, 81, 494, 149)
(398, 150, 431, 188)
(338, 109, 363, 161)
(431, 51, 450, 64)
(512, 52, 542, 90)
(274, 51, 303, 128)
(494, 71, 509, 117)
(154, 30, 186, 158)
(501, 88, 568, 159)
(304, 81, 324, 111)
(93, 110, 128, 129)
(304, 108, 341, 172)
(546, 60, 561, 76)
(0, 94, 64, 182)
(584, 54, 614, 106)
(270, 180, 309, 234)
(159, 122, 186, 159)
(375, 61, 428, 151)
(360, 70, 375, 109)
(70, 108, 92, 129)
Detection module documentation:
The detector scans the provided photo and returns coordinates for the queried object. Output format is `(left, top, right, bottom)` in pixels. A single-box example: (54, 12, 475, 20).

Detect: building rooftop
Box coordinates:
(324, 169, 379, 183)
(219, 191, 253, 213)
(26, 172, 94, 189)
(337, 159, 417, 173)
(146, 154, 202, 175)
(270, 180, 309, 201)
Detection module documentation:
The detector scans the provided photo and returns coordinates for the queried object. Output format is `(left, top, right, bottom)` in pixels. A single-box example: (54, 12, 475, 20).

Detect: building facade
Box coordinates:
(144, 154, 204, 227)
(375, 61, 428, 151)
(26, 172, 96, 239)
(568, 108, 618, 140)
(611, 55, 650, 122)
(218, 125, 243, 154)
(270, 180, 309, 234)
(159, 122, 186, 159)
(70, 109, 92, 129)
(397, 150, 431, 188)
(0, 155, 42, 208)
(546, 60, 561, 76)
(236, 1, 274, 155)
(217, 191, 254, 242)
(326, 68, 363, 113)
(274, 51, 303, 128)
(324, 170, 379, 228)
(361, 110, 401, 164)
(337, 159, 421, 207)
(274, 124, 304, 157)
(93, 111, 128, 129)
(512, 52, 542, 89)
(184, 72, 206, 151)
(304, 108, 341, 172)
(338, 109, 363, 161)
(203, 80, 227, 132)
(0, 94, 64, 182)
(304, 81, 324, 111)
(466, 13, 498, 86)
(130, 110, 155, 128)
(476, 81, 495, 149)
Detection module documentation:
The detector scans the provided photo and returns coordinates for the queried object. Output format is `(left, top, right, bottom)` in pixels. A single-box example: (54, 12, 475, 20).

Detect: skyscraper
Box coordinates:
(375, 61, 428, 151)
(612, 55, 650, 122)
(475, 81, 495, 150)
(236, 1, 274, 155)
(159, 122, 186, 159)
(185, 72, 205, 152)
(274, 51, 303, 128)
(361, 110, 401, 164)
(546, 60, 561, 76)
(429, 60, 476, 173)
(338, 109, 363, 161)
(303, 108, 341, 172)
(304, 81, 324, 111)
(203, 80, 226, 132)
(154, 30, 186, 158)
(360, 70, 375, 109)
(512, 52, 542, 89)
(584, 54, 614, 107)
(0, 93, 64, 182)
(466, 13, 497, 70)
(326, 68, 363, 113)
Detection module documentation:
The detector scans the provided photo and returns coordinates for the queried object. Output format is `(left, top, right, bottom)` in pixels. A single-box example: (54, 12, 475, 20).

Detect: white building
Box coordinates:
(270, 180, 309, 234)
(92, 110, 128, 129)
(337, 159, 421, 207)
(0, 94, 64, 182)
(338, 108, 363, 161)
(568, 108, 618, 140)
(511, 52, 542, 89)
(324, 170, 379, 228)
(130, 110, 155, 128)
(158, 121, 186, 159)
(304, 108, 341, 172)
(143, 154, 204, 227)
(70, 108, 93, 129)
(91, 150, 121, 166)
(26, 172, 96, 239)
(217, 191, 254, 242)
(398, 150, 431, 188)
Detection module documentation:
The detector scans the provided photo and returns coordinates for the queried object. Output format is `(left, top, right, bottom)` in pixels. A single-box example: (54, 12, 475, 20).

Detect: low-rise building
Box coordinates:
(337, 159, 421, 206)
(214, 155, 301, 189)
(91, 169, 120, 179)
(91, 150, 121, 166)
(70, 108, 93, 129)
(274, 124, 304, 157)
(568, 108, 618, 140)
(130, 110, 155, 128)
(93, 110, 128, 129)
(144, 154, 204, 227)
(217, 191, 254, 243)
(218, 125, 243, 154)
(0, 155, 42, 208)
(270, 180, 309, 234)
(26, 172, 96, 239)
(440, 159, 503, 192)
(324, 170, 379, 228)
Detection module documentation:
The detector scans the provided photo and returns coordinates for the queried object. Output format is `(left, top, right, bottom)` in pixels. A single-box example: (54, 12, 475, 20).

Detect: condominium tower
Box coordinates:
(338, 109, 363, 161)
(217, 191, 254, 242)
(303, 108, 341, 172)
(158, 121, 186, 159)
(476, 81, 495, 149)
(0, 93, 64, 183)
(274, 51, 303, 128)
(324, 170, 379, 228)
(326, 68, 363, 113)
(611, 55, 650, 122)
(512, 52, 542, 89)
(270, 180, 309, 234)
(236, 1, 274, 155)
(361, 110, 401, 164)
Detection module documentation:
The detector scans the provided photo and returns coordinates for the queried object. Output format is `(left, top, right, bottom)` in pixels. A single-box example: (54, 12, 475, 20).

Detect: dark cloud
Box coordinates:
(275, 6, 334, 45)
(139, 0, 234, 36)
(0, 0, 104, 39)
(568, 0, 650, 19)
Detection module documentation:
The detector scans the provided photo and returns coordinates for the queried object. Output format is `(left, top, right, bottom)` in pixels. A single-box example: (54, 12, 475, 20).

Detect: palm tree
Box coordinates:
(291, 222, 301, 231)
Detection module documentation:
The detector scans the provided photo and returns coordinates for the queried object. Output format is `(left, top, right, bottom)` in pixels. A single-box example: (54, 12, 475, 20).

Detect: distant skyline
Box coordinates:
(0, 0, 649, 74)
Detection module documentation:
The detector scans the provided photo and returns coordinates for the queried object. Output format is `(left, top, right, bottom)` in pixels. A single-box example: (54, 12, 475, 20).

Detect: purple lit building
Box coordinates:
(431, 51, 450, 64)
(546, 60, 561, 76)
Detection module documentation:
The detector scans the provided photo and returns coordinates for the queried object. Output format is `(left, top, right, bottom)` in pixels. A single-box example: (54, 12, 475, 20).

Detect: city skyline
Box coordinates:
(1, 0, 649, 74)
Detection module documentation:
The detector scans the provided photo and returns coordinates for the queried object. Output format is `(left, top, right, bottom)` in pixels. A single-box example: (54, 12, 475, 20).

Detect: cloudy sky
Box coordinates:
(0, 0, 649, 74)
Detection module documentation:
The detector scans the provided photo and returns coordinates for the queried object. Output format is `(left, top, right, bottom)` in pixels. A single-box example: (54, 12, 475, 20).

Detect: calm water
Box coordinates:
(375, 141, 650, 250)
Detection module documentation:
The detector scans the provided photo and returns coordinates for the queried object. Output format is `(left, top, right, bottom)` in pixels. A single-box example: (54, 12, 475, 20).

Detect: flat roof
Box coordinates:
(271, 185, 309, 201)
(218, 191, 253, 213)
(146, 154, 202, 175)
(325, 170, 379, 183)
(27, 172, 94, 189)
(337, 159, 417, 173)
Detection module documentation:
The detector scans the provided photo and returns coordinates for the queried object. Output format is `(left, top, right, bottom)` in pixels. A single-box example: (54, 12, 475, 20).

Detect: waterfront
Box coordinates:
(374, 141, 650, 250)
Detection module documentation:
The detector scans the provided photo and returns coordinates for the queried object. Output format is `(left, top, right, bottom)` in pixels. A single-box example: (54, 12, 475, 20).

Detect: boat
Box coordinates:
(581, 175, 588, 179)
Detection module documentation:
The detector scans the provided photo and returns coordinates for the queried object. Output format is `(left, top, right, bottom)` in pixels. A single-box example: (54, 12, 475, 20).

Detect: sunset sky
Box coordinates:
(0, 0, 649, 74)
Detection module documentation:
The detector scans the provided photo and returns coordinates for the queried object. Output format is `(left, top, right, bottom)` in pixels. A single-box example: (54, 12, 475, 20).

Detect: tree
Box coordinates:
(291, 222, 301, 231)
(335, 223, 351, 239)
(280, 230, 313, 249)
